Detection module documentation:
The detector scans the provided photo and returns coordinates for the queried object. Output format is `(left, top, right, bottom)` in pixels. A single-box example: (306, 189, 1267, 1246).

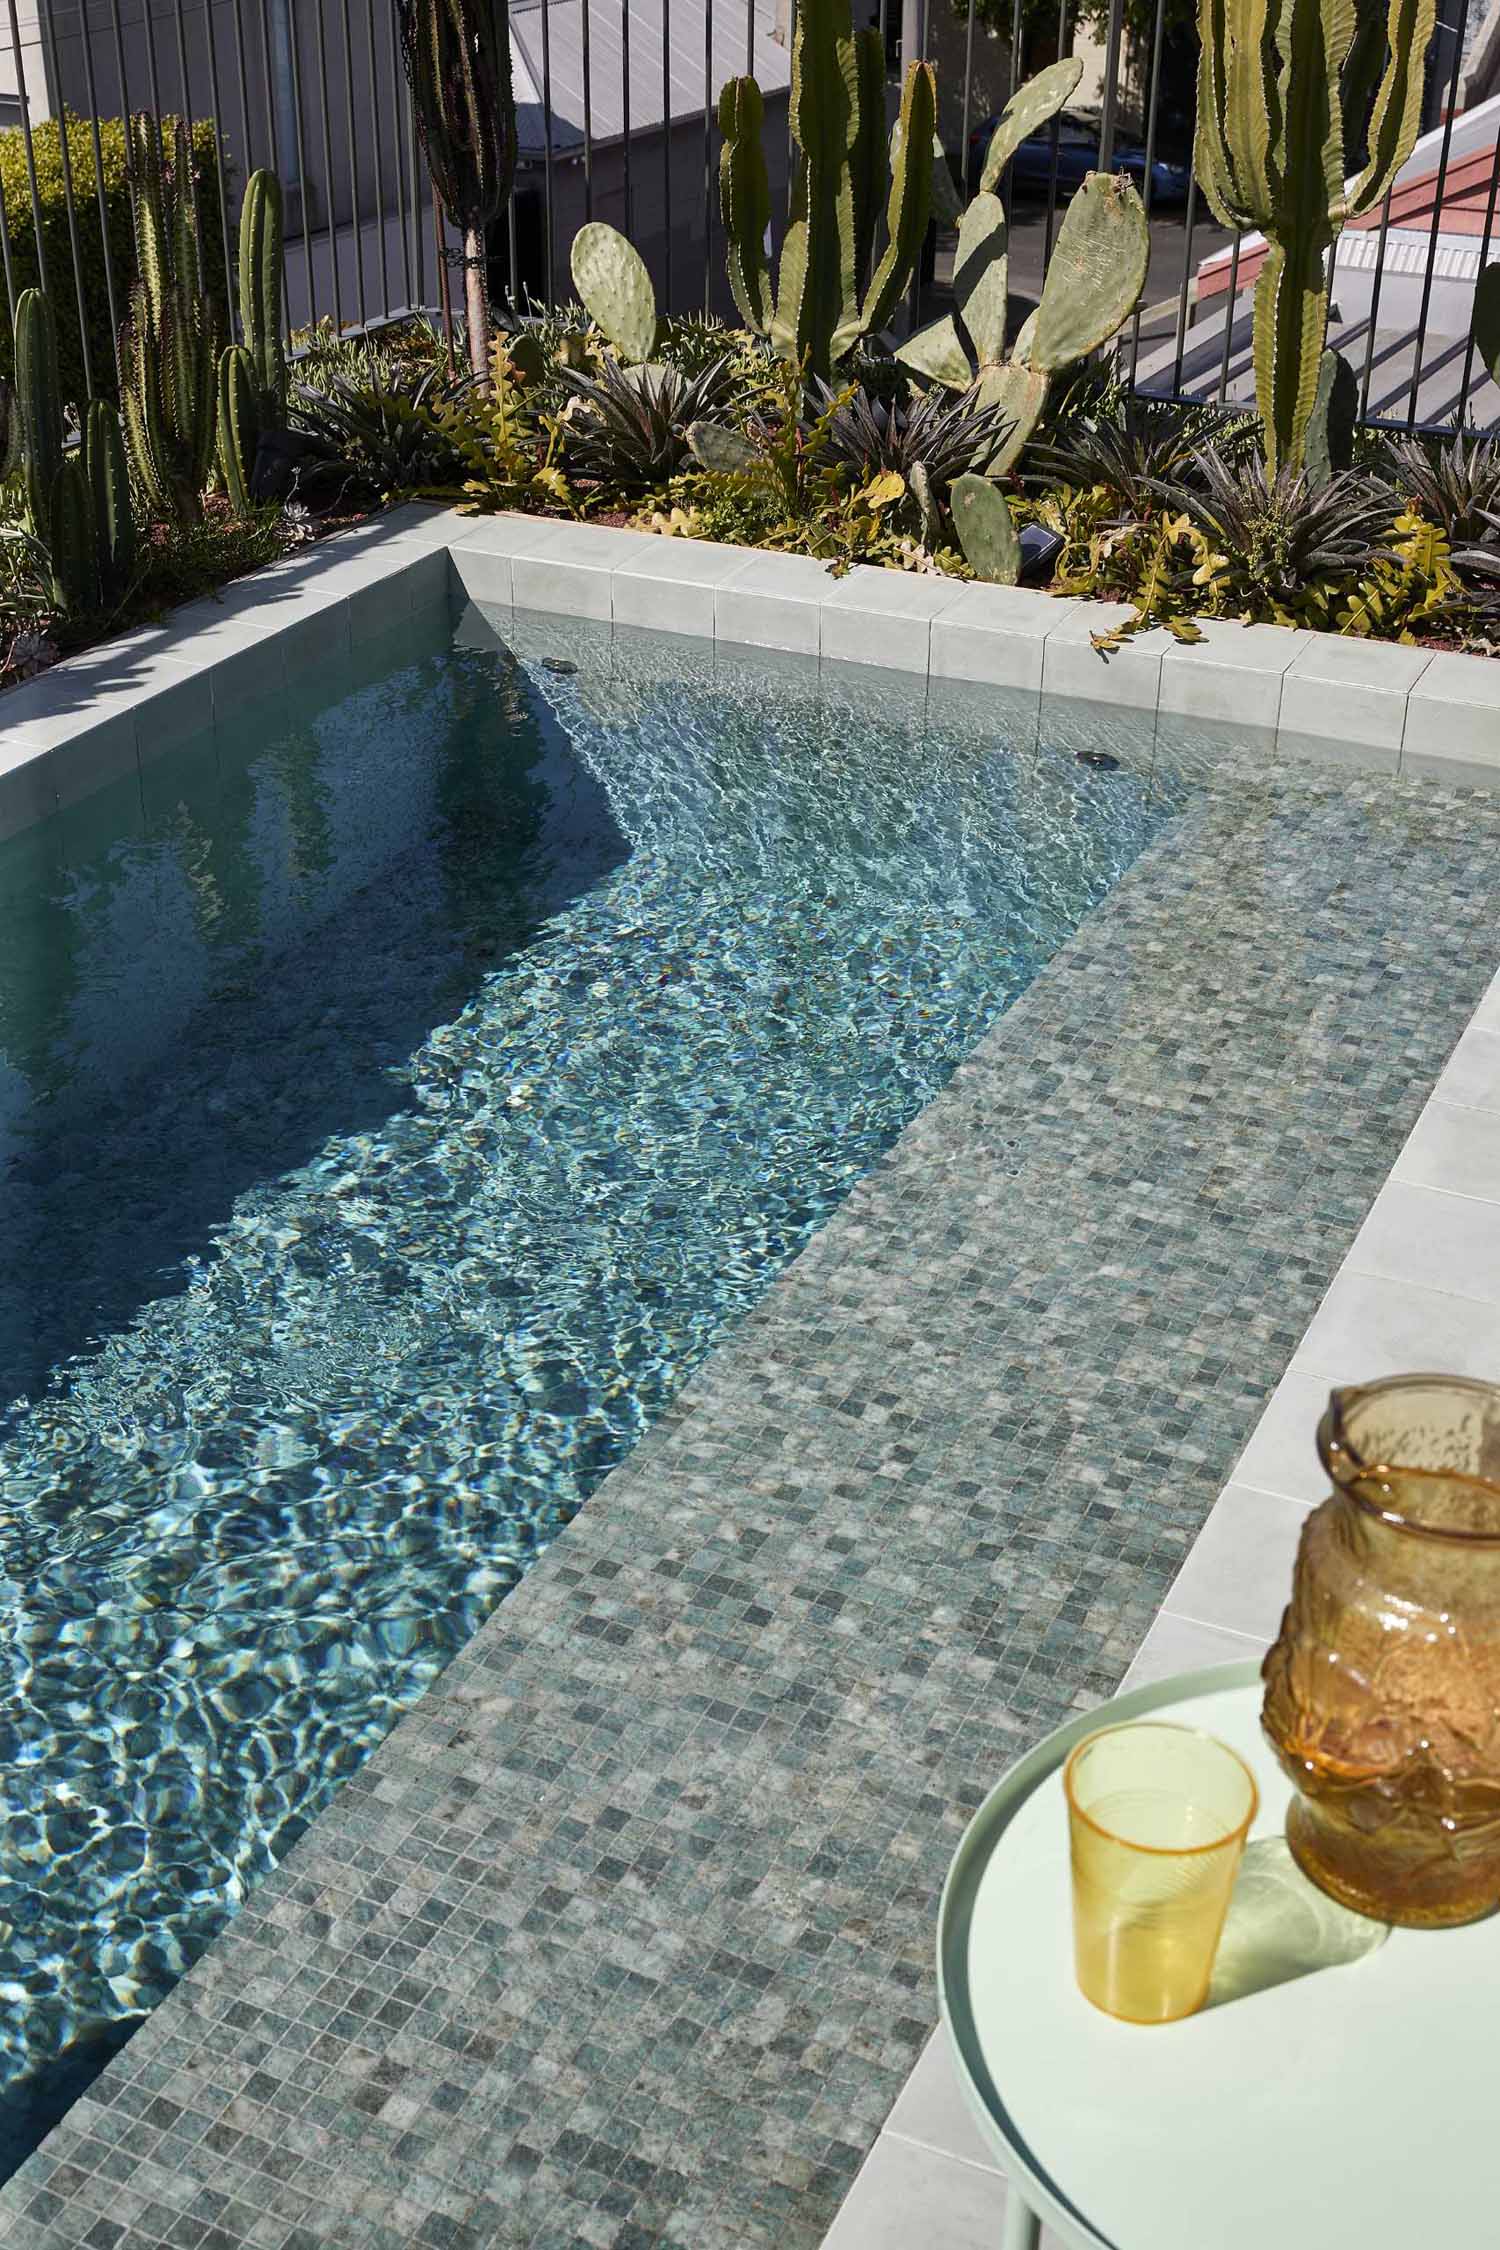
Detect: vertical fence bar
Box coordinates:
(311, 0, 343, 328)
(229, 0, 255, 187)
(539, 0, 555, 301)
(6, 0, 52, 297)
(106, 0, 132, 154)
(387, 2, 414, 308)
(1040, 0, 1069, 271)
(960, 0, 977, 173)
(581, 0, 594, 219)
(1405, 0, 1470, 428)
(200, 0, 241, 333)
(1358, 186, 1393, 416)
(661, 0, 672, 311)
(0, 172, 15, 323)
(1215, 230, 1243, 401)
(703, 0, 714, 309)
(168, 0, 211, 288)
(1126, 0, 1168, 388)
(1170, 148, 1201, 394)
(140, 0, 167, 134)
(408, 76, 425, 308)
(622, 0, 632, 242)
(1008, 0, 1021, 98)
(363, 0, 391, 314)
(1095, 0, 1124, 174)
(75, 4, 125, 389)
(38, 6, 96, 396)
(337, 0, 368, 324)
(286, 0, 319, 322)
(1456, 140, 1500, 425)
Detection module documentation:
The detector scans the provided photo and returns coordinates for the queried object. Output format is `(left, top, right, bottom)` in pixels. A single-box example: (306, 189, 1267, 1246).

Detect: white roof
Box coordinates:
(511, 0, 791, 155)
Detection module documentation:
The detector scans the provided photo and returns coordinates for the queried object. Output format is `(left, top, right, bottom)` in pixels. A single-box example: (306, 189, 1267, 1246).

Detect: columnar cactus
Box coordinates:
(216, 343, 262, 512)
(84, 398, 136, 603)
(14, 287, 64, 544)
(1195, 0, 1438, 471)
(396, 0, 517, 379)
(238, 169, 287, 417)
(899, 169, 1149, 472)
(121, 118, 218, 526)
(1476, 262, 1500, 386)
(716, 0, 934, 379)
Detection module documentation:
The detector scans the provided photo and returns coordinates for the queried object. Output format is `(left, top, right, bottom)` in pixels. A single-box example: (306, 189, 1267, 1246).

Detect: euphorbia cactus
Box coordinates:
(397, 0, 517, 379)
(216, 170, 289, 508)
(899, 169, 1149, 472)
(1475, 262, 1500, 386)
(1195, 0, 1437, 471)
(120, 115, 218, 526)
(716, 0, 935, 379)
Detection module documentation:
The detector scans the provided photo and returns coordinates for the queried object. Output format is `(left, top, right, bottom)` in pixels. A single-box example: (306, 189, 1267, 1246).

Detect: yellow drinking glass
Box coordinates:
(1064, 1720, 1259, 2024)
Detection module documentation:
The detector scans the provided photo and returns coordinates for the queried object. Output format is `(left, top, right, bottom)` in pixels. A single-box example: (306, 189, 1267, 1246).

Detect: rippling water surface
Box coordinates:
(0, 603, 1182, 2170)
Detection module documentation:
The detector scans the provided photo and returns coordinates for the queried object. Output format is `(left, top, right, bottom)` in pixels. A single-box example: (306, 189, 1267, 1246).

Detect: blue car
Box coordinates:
(966, 107, 1192, 204)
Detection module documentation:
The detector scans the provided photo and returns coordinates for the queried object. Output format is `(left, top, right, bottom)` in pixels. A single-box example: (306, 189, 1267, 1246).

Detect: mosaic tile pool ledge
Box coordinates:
(4, 579, 1500, 2247)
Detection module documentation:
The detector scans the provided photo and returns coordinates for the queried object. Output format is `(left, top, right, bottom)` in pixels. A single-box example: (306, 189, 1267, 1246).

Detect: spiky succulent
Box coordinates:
(807, 380, 1014, 496)
(292, 362, 467, 496)
(1027, 391, 1258, 515)
(1152, 448, 1390, 602)
(1380, 432, 1500, 550)
(558, 356, 735, 490)
(1454, 506, 1500, 597)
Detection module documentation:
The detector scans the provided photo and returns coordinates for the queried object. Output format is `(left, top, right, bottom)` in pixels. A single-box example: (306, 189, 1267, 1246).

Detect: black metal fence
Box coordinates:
(1, 0, 1496, 430)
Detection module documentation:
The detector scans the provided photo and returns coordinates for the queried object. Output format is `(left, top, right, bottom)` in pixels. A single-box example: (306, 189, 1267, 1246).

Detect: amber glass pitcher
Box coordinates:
(1262, 1374, 1500, 1927)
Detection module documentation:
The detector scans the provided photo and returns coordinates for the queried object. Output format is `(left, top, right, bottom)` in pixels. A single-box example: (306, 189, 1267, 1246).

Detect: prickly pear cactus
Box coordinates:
(951, 474, 1021, 584)
(571, 222, 659, 363)
(1030, 171, 1149, 376)
(979, 56, 1084, 195)
(954, 191, 1009, 371)
(687, 421, 760, 474)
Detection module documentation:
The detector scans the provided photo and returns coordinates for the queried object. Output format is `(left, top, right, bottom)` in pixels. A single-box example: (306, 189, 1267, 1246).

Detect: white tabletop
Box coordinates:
(939, 1662, 1498, 2250)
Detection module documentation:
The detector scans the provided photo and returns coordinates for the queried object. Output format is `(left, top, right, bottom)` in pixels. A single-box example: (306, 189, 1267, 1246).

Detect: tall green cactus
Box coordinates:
(899, 169, 1149, 473)
(396, 0, 517, 379)
(1196, 0, 1438, 472)
(716, 0, 934, 379)
(216, 343, 261, 513)
(14, 287, 64, 545)
(48, 456, 99, 616)
(238, 169, 287, 417)
(1475, 261, 1500, 387)
(121, 115, 217, 525)
(84, 398, 136, 603)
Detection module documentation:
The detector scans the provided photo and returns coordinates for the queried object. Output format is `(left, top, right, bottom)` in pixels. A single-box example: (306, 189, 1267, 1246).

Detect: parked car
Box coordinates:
(965, 107, 1192, 204)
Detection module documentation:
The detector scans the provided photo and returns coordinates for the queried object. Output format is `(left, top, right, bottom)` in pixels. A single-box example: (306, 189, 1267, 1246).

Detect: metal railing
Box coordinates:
(0, 0, 1495, 432)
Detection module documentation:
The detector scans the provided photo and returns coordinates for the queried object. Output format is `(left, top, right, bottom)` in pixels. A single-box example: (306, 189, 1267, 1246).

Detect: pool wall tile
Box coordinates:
(1039, 604, 1171, 711)
(1155, 619, 1310, 736)
(929, 584, 1078, 693)
(611, 538, 756, 637)
(819, 566, 968, 673)
(1401, 650, 1500, 785)
(712, 550, 833, 654)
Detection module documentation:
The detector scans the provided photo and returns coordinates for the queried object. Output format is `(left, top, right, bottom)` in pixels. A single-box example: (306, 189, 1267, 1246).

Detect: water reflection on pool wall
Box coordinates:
(0, 605, 1184, 2176)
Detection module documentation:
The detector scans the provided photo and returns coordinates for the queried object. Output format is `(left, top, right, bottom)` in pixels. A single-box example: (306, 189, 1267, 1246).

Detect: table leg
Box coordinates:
(1001, 2179, 1041, 2250)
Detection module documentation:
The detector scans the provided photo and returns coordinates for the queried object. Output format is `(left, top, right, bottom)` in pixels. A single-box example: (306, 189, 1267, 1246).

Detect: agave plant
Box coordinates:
(1153, 447, 1390, 603)
(292, 361, 468, 498)
(1380, 432, 1500, 550)
(558, 356, 735, 491)
(1454, 505, 1500, 597)
(809, 381, 1010, 487)
(1027, 389, 1258, 516)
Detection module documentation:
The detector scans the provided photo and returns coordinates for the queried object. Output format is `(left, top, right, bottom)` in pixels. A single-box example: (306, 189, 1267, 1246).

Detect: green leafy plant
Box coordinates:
(806, 378, 1014, 543)
(397, 0, 517, 377)
(1195, 0, 1437, 471)
(1149, 446, 1392, 622)
(1380, 431, 1500, 550)
(1027, 387, 1256, 514)
(120, 115, 218, 527)
(559, 356, 735, 491)
(292, 362, 468, 499)
(899, 167, 1149, 473)
(716, 0, 936, 379)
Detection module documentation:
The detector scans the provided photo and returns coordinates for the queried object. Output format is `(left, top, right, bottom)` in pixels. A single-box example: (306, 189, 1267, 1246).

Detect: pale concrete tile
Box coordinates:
(510, 525, 646, 622)
(820, 566, 967, 673)
(930, 584, 1078, 692)
(449, 516, 576, 604)
(1164, 1482, 1309, 1642)
(1472, 972, 1500, 1035)
(883, 2032, 1003, 2175)
(1401, 650, 1500, 783)
(1278, 633, 1429, 772)
(1228, 1366, 1332, 1506)
(1430, 1024, 1500, 1116)
(821, 2134, 1025, 2250)
(1393, 1098, 1500, 1204)
(1156, 619, 1310, 731)
(1039, 605, 1169, 711)
(1344, 1178, 1500, 1304)
(1294, 1267, 1500, 1384)
(0, 733, 59, 843)
(1122, 1610, 1264, 1690)
(714, 550, 834, 655)
(611, 538, 754, 637)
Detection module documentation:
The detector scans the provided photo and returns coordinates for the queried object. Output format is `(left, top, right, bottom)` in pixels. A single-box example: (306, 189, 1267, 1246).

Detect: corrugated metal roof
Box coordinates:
(511, 0, 791, 155)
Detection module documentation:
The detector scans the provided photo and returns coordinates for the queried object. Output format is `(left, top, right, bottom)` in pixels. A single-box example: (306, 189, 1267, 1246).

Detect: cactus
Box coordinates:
(979, 56, 1084, 195)
(951, 472, 1020, 584)
(216, 343, 262, 512)
(14, 288, 64, 545)
(1305, 347, 1357, 488)
(396, 0, 516, 379)
(84, 398, 136, 603)
(716, 0, 933, 380)
(48, 456, 100, 615)
(1196, 0, 1438, 472)
(121, 116, 217, 525)
(0, 378, 19, 486)
(1475, 261, 1500, 386)
(239, 169, 286, 417)
(899, 167, 1149, 474)
(570, 221, 660, 362)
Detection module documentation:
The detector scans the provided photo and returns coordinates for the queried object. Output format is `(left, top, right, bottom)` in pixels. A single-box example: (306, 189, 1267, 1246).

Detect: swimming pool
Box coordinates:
(0, 600, 1184, 2171)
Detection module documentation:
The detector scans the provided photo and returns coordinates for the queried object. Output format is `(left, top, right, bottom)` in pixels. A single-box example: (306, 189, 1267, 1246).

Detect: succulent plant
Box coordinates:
(899, 167, 1149, 474)
(1027, 387, 1257, 513)
(13, 287, 63, 544)
(238, 169, 287, 419)
(1381, 431, 1500, 549)
(951, 473, 1021, 584)
(292, 361, 468, 498)
(807, 378, 1015, 500)
(570, 223, 660, 364)
(216, 344, 262, 513)
(1195, 0, 1438, 471)
(120, 116, 218, 526)
(715, 0, 935, 380)
(559, 356, 735, 490)
(83, 397, 135, 604)
(976, 56, 1083, 194)
(1475, 263, 1500, 388)
(397, 0, 516, 378)
(1305, 348, 1358, 490)
(1152, 446, 1390, 601)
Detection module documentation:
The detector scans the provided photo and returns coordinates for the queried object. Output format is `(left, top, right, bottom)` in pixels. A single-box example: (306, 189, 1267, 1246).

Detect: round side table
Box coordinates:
(938, 1660, 1499, 2250)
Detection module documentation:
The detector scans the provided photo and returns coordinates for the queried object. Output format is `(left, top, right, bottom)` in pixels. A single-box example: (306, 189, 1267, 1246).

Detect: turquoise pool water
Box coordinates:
(0, 602, 1183, 2169)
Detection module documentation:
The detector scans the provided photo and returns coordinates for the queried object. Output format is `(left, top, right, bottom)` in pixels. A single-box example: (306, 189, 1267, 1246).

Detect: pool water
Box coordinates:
(0, 602, 1183, 2172)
